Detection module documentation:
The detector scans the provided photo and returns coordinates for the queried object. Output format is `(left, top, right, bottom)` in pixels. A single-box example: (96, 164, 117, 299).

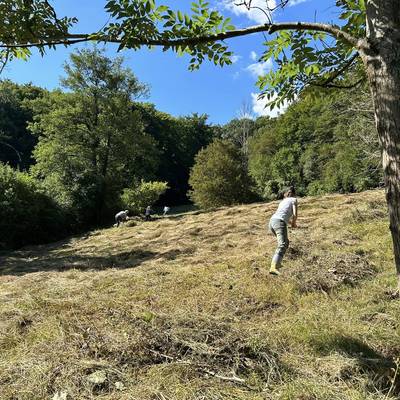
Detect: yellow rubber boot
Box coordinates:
(269, 260, 280, 276)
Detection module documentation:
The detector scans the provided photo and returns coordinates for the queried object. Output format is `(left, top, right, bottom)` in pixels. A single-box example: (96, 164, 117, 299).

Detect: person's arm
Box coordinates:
(291, 200, 298, 228)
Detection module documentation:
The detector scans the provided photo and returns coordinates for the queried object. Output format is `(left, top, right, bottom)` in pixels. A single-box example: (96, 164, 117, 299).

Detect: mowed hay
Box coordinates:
(0, 189, 399, 400)
(288, 252, 377, 293)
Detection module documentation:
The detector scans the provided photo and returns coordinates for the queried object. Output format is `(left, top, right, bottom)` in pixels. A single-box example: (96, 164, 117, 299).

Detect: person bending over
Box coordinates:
(145, 205, 153, 221)
(268, 186, 298, 275)
(115, 210, 129, 227)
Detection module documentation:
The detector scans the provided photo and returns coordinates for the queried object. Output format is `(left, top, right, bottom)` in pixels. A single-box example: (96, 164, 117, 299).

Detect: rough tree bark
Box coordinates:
(364, 0, 400, 293)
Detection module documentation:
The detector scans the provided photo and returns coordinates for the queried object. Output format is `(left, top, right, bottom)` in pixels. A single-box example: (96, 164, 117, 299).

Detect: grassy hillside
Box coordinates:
(0, 190, 399, 400)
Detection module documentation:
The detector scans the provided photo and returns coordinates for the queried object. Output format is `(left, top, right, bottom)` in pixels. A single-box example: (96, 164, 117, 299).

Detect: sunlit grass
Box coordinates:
(0, 189, 399, 399)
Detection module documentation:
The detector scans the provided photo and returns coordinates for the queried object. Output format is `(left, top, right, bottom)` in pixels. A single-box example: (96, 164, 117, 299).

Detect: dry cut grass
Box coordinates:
(0, 189, 399, 400)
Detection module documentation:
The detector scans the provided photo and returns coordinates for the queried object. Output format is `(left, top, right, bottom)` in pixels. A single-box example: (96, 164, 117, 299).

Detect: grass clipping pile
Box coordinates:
(286, 247, 377, 293)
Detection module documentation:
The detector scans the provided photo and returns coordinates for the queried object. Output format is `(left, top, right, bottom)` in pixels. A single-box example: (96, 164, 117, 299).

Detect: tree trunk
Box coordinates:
(96, 131, 112, 225)
(364, 0, 400, 293)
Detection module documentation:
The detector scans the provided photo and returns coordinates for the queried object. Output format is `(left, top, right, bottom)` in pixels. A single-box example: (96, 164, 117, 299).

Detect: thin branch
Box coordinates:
(0, 49, 10, 74)
(346, 107, 374, 113)
(311, 77, 365, 89)
(147, 349, 252, 388)
(320, 52, 360, 85)
(235, 0, 273, 24)
(0, 140, 23, 162)
(0, 21, 361, 50)
(200, 367, 247, 385)
(43, 0, 65, 32)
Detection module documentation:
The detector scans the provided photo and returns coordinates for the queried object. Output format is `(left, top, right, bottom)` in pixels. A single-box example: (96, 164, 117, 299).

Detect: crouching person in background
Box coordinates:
(145, 205, 153, 221)
(268, 186, 298, 275)
(115, 210, 129, 227)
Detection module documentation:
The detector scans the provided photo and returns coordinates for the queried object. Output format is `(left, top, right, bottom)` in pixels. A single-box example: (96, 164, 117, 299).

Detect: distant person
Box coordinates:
(115, 210, 129, 227)
(268, 186, 298, 275)
(163, 206, 170, 216)
(145, 205, 153, 221)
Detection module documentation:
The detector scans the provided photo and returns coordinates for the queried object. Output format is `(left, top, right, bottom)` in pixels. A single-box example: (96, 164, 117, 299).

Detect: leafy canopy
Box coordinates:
(29, 48, 158, 224)
(121, 180, 168, 215)
(189, 139, 255, 208)
(1, 1, 368, 107)
(258, 0, 366, 108)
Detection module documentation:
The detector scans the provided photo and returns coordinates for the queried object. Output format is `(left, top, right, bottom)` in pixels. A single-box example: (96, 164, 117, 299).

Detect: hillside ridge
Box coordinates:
(0, 189, 384, 276)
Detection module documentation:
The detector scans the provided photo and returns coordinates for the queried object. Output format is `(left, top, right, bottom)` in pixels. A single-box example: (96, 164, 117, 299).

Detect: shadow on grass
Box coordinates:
(0, 247, 188, 276)
(313, 335, 399, 395)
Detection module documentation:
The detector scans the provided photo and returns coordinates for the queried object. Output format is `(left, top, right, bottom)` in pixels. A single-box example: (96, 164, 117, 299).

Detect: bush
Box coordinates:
(307, 180, 327, 196)
(0, 163, 68, 249)
(121, 181, 168, 215)
(261, 180, 285, 201)
(189, 140, 255, 208)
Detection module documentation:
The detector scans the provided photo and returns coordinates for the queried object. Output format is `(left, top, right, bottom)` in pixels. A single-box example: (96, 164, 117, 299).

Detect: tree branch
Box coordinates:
(0, 140, 23, 162)
(311, 77, 365, 89)
(0, 21, 361, 50)
(0, 50, 10, 74)
(320, 52, 360, 86)
(306, 52, 363, 89)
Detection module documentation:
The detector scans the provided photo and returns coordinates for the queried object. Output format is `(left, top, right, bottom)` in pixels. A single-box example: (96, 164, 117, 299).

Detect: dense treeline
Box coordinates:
(248, 87, 380, 199)
(0, 164, 68, 249)
(0, 49, 216, 248)
(190, 85, 381, 207)
(134, 104, 214, 203)
(0, 48, 381, 248)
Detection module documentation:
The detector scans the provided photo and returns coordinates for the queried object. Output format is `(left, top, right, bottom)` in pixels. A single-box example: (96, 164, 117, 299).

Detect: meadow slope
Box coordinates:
(0, 190, 399, 400)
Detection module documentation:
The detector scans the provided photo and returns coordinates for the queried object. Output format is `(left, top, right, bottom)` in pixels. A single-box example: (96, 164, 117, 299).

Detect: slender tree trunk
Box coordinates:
(96, 131, 112, 224)
(364, 0, 400, 293)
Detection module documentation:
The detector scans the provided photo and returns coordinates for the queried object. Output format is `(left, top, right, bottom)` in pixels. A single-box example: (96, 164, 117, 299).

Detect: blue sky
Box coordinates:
(3, 0, 337, 124)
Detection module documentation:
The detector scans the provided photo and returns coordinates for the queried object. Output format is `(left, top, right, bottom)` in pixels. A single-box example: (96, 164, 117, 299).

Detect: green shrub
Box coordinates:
(121, 181, 168, 215)
(189, 140, 255, 208)
(0, 163, 68, 249)
(307, 180, 328, 196)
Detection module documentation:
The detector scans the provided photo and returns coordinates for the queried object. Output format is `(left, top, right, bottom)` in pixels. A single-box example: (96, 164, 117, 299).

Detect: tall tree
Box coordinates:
(29, 49, 157, 225)
(189, 139, 254, 208)
(2, 0, 400, 292)
(220, 102, 256, 160)
(135, 104, 215, 203)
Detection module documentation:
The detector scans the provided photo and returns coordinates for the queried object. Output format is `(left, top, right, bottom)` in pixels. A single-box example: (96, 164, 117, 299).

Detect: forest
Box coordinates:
(0, 48, 380, 249)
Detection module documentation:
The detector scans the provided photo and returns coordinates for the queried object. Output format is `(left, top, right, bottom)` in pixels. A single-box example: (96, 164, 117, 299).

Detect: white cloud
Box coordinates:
(222, 0, 310, 23)
(250, 51, 258, 61)
(232, 71, 240, 80)
(246, 59, 273, 78)
(288, 0, 309, 6)
(223, 0, 276, 24)
(231, 55, 242, 64)
(251, 92, 289, 118)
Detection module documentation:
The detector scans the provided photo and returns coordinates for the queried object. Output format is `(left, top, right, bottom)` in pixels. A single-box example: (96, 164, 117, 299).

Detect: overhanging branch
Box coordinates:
(0, 21, 361, 50)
